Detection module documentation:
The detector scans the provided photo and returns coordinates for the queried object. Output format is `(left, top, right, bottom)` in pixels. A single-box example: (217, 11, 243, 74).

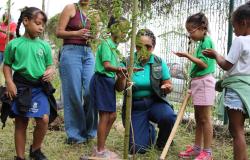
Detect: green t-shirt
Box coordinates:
(123, 54, 171, 98)
(95, 38, 119, 78)
(190, 36, 215, 78)
(4, 36, 53, 81)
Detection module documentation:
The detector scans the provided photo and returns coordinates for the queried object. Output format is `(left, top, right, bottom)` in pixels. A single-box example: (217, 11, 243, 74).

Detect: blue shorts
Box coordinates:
(0, 51, 3, 65)
(224, 88, 246, 114)
(90, 73, 116, 112)
(12, 87, 50, 118)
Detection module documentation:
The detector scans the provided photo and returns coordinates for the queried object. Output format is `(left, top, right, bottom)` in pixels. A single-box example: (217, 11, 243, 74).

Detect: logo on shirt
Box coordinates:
(153, 66, 162, 72)
(36, 49, 44, 57)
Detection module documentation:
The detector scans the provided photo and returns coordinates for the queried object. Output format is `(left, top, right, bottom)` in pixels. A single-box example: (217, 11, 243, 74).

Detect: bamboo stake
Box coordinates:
(80, 156, 108, 160)
(159, 91, 191, 160)
(123, 0, 138, 159)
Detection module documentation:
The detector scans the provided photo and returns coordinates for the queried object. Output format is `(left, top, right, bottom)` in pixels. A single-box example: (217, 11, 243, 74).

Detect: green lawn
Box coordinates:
(0, 108, 249, 160)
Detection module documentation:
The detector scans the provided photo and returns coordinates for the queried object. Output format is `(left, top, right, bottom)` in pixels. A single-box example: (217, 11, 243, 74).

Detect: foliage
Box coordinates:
(45, 0, 180, 52)
(46, 13, 62, 49)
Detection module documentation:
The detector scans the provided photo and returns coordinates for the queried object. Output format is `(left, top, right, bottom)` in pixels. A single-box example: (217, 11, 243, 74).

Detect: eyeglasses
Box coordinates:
(136, 44, 153, 50)
(187, 26, 201, 35)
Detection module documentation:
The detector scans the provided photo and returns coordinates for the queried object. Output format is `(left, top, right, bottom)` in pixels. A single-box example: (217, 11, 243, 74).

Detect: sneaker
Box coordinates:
(29, 146, 48, 160)
(14, 156, 25, 160)
(178, 145, 200, 158)
(194, 151, 213, 160)
(91, 147, 120, 160)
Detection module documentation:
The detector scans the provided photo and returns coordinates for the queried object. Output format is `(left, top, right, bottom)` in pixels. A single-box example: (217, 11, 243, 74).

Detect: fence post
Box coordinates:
(227, 0, 234, 53)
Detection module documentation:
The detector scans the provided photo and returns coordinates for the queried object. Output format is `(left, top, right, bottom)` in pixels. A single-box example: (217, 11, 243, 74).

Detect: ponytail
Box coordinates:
(15, 6, 47, 37)
(186, 12, 209, 31)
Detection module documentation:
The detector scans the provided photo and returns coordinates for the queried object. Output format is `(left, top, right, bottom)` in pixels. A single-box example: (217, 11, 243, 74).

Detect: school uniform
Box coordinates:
(90, 38, 120, 112)
(3, 36, 53, 118)
(190, 36, 216, 106)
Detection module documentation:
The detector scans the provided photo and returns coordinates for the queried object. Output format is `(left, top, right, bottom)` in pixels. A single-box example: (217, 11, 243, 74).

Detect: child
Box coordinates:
(174, 12, 215, 160)
(3, 7, 54, 160)
(0, 12, 16, 65)
(89, 16, 129, 159)
(202, 2, 250, 160)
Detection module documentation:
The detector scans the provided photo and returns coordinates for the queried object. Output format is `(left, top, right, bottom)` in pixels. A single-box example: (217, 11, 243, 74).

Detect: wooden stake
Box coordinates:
(80, 156, 109, 160)
(159, 92, 191, 160)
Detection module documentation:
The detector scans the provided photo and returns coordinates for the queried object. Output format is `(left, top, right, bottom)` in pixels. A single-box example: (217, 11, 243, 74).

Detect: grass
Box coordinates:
(0, 106, 250, 160)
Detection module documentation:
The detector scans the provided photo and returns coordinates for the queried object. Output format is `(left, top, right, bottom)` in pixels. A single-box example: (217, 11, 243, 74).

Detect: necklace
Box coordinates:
(77, 3, 88, 28)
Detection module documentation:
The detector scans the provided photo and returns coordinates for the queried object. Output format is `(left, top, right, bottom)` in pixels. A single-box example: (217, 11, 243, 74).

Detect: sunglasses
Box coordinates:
(136, 44, 153, 50)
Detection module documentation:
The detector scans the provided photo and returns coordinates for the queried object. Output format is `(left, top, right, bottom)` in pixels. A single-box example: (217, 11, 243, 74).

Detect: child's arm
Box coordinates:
(103, 61, 127, 73)
(3, 64, 16, 100)
(42, 65, 56, 82)
(202, 49, 233, 71)
(173, 52, 208, 69)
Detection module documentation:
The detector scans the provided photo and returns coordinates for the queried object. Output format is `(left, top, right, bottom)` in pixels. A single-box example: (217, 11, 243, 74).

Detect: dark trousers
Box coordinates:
(128, 97, 176, 154)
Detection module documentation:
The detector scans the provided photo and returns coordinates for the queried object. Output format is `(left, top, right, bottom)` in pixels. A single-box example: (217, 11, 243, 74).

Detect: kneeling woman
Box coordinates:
(116, 29, 176, 154)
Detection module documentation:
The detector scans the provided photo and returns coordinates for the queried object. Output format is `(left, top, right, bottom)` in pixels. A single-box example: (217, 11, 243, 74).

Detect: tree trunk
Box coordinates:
(123, 0, 138, 159)
(6, 0, 11, 43)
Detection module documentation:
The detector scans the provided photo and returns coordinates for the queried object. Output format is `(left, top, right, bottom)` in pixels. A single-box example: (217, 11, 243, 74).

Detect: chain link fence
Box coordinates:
(139, 0, 247, 103)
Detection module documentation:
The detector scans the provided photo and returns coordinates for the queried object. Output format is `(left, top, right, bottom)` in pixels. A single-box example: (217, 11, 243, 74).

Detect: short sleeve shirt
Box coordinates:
(225, 35, 250, 77)
(190, 36, 215, 78)
(0, 22, 17, 52)
(124, 54, 171, 98)
(4, 36, 53, 81)
(95, 38, 119, 78)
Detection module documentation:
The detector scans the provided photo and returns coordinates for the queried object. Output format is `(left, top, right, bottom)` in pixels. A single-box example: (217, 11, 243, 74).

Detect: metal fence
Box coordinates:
(138, 0, 248, 102)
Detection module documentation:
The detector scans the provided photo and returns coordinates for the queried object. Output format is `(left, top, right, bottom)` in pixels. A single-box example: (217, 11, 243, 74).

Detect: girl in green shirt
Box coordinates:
(89, 15, 129, 159)
(3, 7, 54, 160)
(174, 12, 215, 160)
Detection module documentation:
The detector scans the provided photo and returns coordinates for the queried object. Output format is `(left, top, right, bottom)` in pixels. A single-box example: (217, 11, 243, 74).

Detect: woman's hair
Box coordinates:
(186, 12, 208, 31)
(16, 7, 47, 37)
(136, 29, 156, 47)
(231, 2, 250, 26)
(107, 15, 127, 30)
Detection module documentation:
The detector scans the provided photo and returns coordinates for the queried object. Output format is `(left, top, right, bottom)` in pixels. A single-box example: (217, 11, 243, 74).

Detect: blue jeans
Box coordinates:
(123, 97, 176, 153)
(59, 45, 97, 143)
(0, 51, 3, 65)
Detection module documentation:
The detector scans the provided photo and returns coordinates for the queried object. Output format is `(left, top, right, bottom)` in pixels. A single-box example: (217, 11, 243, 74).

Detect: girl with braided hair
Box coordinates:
(174, 12, 215, 160)
(3, 7, 54, 160)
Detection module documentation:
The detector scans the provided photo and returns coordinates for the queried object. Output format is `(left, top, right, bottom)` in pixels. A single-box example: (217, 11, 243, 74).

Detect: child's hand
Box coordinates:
(43, 67, 55, 82)
(117, 67, 127, 74)
(202, 49, 217, 59)
(6, 81, 17, 100)
(172, 51, 188, 57)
